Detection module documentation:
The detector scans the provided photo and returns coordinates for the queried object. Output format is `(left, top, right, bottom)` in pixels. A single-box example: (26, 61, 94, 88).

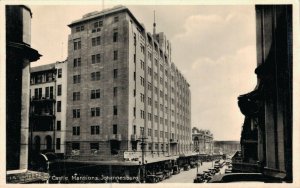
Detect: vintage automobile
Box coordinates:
(193, 173, 205, 183)
(183, 164, 191, 171)
(172, 165, 180, 175)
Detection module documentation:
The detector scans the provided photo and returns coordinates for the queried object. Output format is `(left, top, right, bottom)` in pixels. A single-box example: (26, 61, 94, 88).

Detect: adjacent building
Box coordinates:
(29, 61, 67, 158)
(237, 5, 292, 181)
(65, 5, 192, 161)
(192, 127, 213, 155)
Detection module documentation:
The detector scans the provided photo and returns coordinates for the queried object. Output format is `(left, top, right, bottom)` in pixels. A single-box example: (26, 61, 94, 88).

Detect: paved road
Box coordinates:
(162, 161, 223, 183)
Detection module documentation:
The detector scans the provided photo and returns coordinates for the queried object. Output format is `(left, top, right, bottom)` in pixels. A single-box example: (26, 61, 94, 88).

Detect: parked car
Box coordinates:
(193, 173, 205, 183)
(172, 165, 180, 175)
(183, 164, 191, 171)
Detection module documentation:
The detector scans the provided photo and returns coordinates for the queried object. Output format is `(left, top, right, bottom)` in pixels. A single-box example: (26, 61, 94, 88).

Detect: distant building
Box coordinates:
(29, 61, 67, 158)
(192, 127, 213, 155)
(237, 5, 292, 181)
(65, 5, 192, 162)
(213, 141, 240, 155)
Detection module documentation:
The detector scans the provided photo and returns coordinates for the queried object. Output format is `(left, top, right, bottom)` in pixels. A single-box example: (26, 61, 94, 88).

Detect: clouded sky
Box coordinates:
(30, 2, 257, 141)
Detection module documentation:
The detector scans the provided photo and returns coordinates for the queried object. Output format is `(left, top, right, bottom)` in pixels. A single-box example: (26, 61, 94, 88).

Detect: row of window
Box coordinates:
(73, 69, 119, 84)
(72, 124, 118, 136)
(72, 105, 119, 118)
(72, 87, 118, 101)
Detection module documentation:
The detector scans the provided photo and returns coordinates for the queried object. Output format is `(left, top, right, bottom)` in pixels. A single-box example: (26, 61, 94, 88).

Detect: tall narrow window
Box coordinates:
(113, 87, 118, 97)
(56, 138, 61, 150)
(113, 29, 118, 42)
(57, 101, 61, 112)
(57, 85, 62, 96)
(113, 50, 118, 60)
(73, 39, 81, 50)
(113, 124, 118, 134)
(113, 106, 118, 115)
(113, 69, 118, 78)
(58, 69, 62, 78)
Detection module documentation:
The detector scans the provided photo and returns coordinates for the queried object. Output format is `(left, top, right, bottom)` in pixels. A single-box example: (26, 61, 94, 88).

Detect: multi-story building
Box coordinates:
(65, 5, 191, 161)
(236, 5, 292, 181)
(29, 61, 67, 157)
(192, 127, 213, 155)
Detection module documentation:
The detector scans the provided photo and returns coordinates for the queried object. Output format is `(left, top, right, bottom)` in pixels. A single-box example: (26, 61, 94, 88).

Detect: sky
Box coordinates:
(29, 3, 257, 141)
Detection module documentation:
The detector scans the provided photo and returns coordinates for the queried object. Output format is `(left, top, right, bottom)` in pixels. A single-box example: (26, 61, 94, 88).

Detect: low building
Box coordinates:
(29, 61, 68, 159)
(213, 141, 240, 156)
(192, 127, 213, 155)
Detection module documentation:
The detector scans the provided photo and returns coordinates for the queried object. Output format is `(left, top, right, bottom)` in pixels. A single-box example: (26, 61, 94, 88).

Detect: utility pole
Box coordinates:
(139, 134, 147, 183)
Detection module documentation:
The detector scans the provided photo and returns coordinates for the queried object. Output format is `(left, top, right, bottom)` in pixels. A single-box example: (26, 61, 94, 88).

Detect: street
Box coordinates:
(161, 161, 226, 183)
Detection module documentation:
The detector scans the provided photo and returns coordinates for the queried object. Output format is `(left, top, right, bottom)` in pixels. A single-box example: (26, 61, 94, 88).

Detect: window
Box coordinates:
(50, 87, 53, 98)
(140, 127, 144, 136)
(160, 131, 163, 138)
(92, 36, 101, 46)
(148, 128, 152, 136)
(73, 75, 81, 84)
(113, 106, 118, 115)
(57, 85, 62, 96)
(73, 92, 80, 101)
(113, 124, 118, 134)
(90, 143, 99, 151)
(75, 25, 84, 32)
(113, 69, 118, 78)
(73, 109, 80, 118)
(133, 107, 136, 117)
(147, 82, 152, 90)
(133, 125, 136, 134)
(140, 77, 145, 86)
(91, 71, 101, 81)
(155, 130, 158, 137)
(113, 30, 118, 42)
(91, 125, 100, 135)
(58, 69, 62, 78)
(57, 101, 61, 112)
(45, 87, 49, 98)
(113, 87, 118, 97)
(94, 20, 103, 28)
(148, 97, 152, 106)
(72, 126, 80, 135)
(73, 39, 81, 50)
(140, 93, 145, 102)
(73, 58, 81, 67)
(92, 54, 101, 64)
(72, 143, 80, 150)
(57, 121, 61, 131)
(91, 107, 100, 117)
(56, 138, 61, 150)
(140, 110, 145, 119)
(114, 16, 119, 23)
(113, 50, 118, 60)
(91, 89, 100, 99)
(140, 60, 145, 70)
(148, 113, 152, 121)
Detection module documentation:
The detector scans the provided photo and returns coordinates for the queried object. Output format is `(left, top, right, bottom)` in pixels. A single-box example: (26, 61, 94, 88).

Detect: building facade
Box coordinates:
(29, 61, 68, 157)
(237, 5, 292, 181)
(213, 141, 240, 156)
(192, 127, 213, 155)
(66, 6, 192, 161)
(6, 5, 41, 171)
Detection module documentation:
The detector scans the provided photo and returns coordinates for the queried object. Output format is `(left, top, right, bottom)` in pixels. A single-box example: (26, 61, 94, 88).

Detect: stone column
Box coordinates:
(19, 59, 31, 169)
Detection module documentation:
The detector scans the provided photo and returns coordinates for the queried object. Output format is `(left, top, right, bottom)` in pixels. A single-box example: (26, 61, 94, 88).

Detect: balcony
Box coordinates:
(31, 95, 55, 103)
(131, 134, 139, 141)
(170, 139, 178, 144)
(109, 134, 122, 141)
